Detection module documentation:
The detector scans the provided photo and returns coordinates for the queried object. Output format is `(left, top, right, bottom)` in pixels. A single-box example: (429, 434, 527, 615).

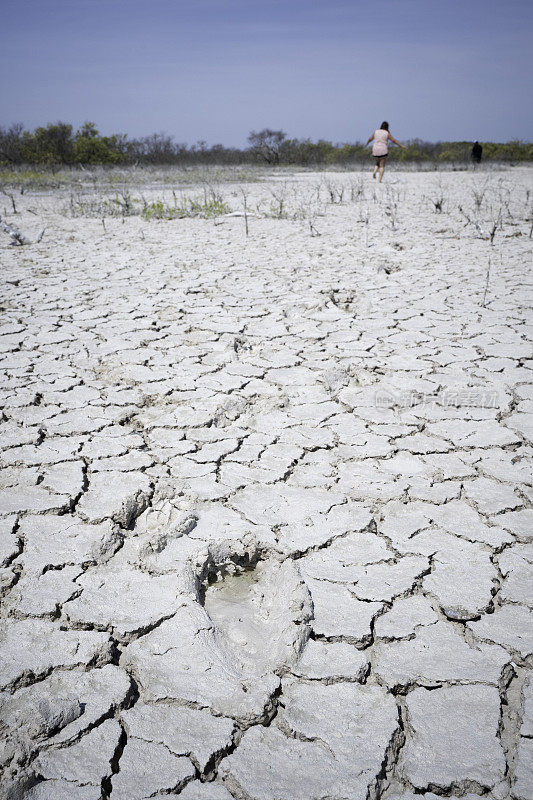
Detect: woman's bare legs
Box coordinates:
(372, 157, 386, 181)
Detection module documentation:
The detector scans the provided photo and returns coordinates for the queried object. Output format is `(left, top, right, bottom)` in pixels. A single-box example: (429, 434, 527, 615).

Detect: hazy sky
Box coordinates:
(1, 0, 531, 145)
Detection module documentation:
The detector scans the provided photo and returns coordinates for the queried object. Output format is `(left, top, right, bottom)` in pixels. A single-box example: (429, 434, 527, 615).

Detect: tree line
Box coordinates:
(0, 122, 531, 167)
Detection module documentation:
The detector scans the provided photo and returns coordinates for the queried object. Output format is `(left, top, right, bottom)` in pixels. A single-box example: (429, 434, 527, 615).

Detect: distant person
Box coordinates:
(366, 121, 407, 182)
(471, 141, 483, 164)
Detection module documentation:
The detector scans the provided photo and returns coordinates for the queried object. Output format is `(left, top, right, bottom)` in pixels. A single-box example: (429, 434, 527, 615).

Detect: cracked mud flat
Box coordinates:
(0, 167, 532, 800)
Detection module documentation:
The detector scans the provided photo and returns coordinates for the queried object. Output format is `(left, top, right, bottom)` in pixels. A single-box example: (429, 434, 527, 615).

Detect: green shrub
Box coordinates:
(141, 200, 178, 220)
(141, 196, 230, 220)
(73, 123, 125, 165)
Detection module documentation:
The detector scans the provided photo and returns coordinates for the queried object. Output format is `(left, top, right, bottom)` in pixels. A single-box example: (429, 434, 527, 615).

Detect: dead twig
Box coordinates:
(472, 178, 489, 211)
(1, 188, 17, 214)
(0, 213, 30, 245)
(240, 187, 249, 237)
(488, 210, 501, 246)
(359, 207, 370, 247)
(482, 257, 491, 307)
(458, 205, 485, 237)
(269, 184, 287, 218)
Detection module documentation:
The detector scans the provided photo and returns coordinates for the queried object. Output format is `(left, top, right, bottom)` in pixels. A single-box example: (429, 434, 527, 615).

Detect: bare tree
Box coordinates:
(0, 122, 25, 163)
(247, 129, 287, 165)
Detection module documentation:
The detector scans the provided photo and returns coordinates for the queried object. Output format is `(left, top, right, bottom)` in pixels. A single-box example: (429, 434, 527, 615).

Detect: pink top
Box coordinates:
(372, 129, 389, 156)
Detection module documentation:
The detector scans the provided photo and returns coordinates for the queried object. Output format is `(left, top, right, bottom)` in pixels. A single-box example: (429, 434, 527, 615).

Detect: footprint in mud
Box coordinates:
(120, 534, 313, 723)
(204, 557, 311, 678)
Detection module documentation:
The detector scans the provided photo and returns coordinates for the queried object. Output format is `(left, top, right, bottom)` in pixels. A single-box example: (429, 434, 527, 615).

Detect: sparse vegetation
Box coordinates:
(429, 186, 445, 213)
(142, 196, 231, 219)
(269, 184, 288, 218)
(324, 179, 345, 204)
(0, 121, 531, 169)
(64, 189, 231, 221)
(1, 159, 531, 252)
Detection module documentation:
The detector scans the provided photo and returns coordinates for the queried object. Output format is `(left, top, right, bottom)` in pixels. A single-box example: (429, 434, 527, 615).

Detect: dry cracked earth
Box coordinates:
(0, 168, 532, 800)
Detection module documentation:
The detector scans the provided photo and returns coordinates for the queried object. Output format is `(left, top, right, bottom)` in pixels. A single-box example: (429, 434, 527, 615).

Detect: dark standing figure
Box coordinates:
(471, 141, 483, 164)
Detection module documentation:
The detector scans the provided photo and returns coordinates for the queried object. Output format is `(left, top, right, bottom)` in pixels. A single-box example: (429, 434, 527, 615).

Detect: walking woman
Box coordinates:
(366, 122, 406, 182)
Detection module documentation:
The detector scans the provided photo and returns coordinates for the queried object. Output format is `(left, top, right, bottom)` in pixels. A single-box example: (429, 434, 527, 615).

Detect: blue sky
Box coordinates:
(1, 0, 531, 145)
